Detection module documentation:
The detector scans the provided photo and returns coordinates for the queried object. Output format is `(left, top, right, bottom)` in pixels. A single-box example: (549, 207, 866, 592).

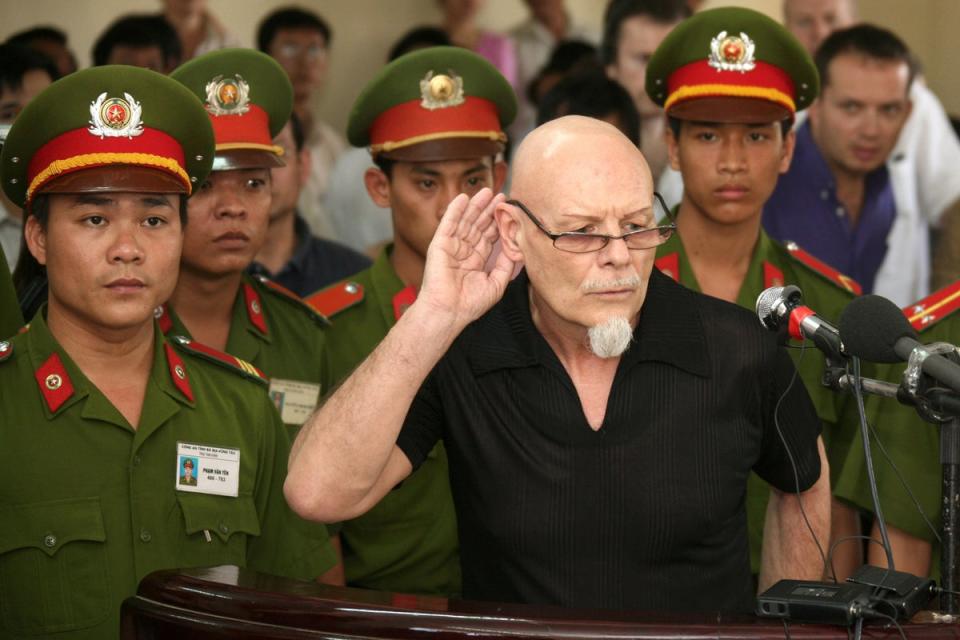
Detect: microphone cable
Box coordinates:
(772, 340, 831, 581)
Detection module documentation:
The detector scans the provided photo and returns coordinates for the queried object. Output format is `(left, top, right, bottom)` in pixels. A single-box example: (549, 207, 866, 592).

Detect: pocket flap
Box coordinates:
(0, 497, 105, 557)
(177, 493, 261, 543)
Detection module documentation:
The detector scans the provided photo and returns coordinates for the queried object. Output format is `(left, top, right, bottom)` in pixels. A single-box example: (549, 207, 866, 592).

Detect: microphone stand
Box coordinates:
(825, 352, 960, 613)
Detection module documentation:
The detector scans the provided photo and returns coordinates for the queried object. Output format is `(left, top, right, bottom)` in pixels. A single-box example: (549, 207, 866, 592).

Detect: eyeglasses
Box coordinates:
(506, 193, 675, 254)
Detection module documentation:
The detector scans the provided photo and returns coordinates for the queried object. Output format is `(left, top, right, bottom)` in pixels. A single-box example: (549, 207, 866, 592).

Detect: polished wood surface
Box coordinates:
(121, 566, 960, 639)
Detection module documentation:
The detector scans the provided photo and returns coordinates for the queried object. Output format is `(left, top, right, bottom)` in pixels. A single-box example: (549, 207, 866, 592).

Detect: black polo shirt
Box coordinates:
(397, 268, 822, 613)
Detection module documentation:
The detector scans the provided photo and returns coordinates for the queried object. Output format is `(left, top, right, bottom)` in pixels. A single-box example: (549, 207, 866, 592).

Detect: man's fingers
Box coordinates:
(436, 193, 471, 239)
(455, 188, 494, 238)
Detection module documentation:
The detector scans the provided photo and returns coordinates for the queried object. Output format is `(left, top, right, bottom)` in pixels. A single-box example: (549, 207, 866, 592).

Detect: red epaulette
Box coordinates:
(306, 280, 365, 319)
(168, 335, 268, 386)
(784, 241, 862, 295)
(0, 339, 13, 362)
(252, 275, 329, 327)
(655, 253, 680, 282)
(903, 281, 960, 332)
(154, 304, 173, 335)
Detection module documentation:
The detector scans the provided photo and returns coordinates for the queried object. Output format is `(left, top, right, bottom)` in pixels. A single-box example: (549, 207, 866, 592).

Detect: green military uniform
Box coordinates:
(0, 244, 23, 339)
(308, 247, 460, 595)
(158, 273, 330, 434)
(0, 312, 336, 639)
(833, 283, 960, 564)
(298, 45, 517, 596)
(656, 231, 858, 571)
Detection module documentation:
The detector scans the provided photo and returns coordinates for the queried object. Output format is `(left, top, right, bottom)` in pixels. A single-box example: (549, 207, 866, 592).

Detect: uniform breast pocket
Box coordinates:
(175, 493, 261, 567)
(0, 496, 109, 635)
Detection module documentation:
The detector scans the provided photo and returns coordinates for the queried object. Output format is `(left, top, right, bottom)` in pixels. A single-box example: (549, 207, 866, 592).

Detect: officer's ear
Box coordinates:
(779, 126, 797, 175)
(23, 213, 48, 266)
(363, 167, 391, 209)
(665, 122, 681, 172)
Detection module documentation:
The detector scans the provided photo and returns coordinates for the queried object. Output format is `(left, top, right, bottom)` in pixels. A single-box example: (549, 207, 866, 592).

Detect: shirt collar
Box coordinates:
(468, 269, 710, 378)
(798, 120, 890, 190)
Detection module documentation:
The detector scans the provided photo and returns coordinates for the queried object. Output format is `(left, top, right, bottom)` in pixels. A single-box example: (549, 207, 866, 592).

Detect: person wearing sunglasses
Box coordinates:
(287, 109, 824, 612)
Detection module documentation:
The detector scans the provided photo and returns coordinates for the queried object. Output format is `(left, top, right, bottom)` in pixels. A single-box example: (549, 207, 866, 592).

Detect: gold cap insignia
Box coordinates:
(708, 31, 756, 72)
(88, 92, 144, 139)
(420, 71, 465, 110)
(204, 74, 250, 116)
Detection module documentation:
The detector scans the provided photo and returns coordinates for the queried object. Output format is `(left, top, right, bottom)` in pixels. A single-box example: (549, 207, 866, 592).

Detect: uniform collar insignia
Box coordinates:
(709, 30, 757, 72)
(34, 352, 75, 413)
(420, 70, 465, 110)
(164, 343, 194, 402)
(204, 74, 251, 116)
(88, 91, 144, 139)
(242, 282, 268, 335)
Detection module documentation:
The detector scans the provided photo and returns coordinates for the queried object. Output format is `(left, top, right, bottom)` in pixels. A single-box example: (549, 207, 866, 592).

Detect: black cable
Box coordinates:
(852, 614, 863, 640)
(850, 357, 896, 572)
(781, 618, 792, 640)
(862, 607, 908, 640)
(772, 341, 831, 580)
(865, 418, 941, 544)
(825, 534, 889, 577)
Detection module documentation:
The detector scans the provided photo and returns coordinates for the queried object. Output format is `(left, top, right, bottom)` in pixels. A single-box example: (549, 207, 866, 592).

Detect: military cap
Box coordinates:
(182, 458, 194, 468)
(1, 65, 214, 208)
(348, 46, 516, 162)
(171, 48, 293, 171)
(646, 7, 819, 123)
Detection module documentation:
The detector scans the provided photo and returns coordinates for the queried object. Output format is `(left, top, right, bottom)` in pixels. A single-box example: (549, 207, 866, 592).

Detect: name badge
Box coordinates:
(176, 442, 240, 497)
(269, 378, 321, 425)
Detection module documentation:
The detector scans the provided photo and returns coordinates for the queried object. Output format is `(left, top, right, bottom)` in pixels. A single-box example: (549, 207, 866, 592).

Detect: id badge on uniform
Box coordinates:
(176, 442, 240, 497)
(268, 378, 321, 425)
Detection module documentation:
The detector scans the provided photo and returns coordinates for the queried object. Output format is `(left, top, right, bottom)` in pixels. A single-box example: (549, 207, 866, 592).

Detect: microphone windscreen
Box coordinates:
(838, 294, 918, 363)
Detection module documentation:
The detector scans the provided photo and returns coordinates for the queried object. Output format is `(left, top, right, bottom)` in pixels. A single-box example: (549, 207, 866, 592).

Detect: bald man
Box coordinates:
(286, 116, 827, 613)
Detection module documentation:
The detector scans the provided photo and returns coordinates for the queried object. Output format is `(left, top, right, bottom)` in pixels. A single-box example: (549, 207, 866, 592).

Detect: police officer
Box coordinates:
(0, 65, 335, 639)
(305, 46, 515, 596)
(162, 50, 332, 439)
(646, 7, 859, 578)
(835, 285, 960, 577)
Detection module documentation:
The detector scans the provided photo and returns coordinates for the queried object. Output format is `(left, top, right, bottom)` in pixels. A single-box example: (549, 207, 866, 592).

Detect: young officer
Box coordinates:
(305, 46, 514, 596)
(0, 65, 335, 639)
(162, 50, 333, 440)
(646, 7, 861, 578)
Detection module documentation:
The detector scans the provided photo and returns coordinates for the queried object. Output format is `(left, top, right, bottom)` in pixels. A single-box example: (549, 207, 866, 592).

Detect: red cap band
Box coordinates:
(368, 96, 504, 153)
(27, 127, 188, 200)
(208, 104, 276, 151)
(665, 59, 796, 115)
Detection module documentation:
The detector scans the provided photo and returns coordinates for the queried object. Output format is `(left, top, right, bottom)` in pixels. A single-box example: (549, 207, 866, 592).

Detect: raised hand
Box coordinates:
(417, 188, 516, 329)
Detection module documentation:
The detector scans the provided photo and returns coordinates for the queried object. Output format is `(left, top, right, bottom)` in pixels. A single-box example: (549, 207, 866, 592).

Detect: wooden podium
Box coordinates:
(121, 566, 960, 639)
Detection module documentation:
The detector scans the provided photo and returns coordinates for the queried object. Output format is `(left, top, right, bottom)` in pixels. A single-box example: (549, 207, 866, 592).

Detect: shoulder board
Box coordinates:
(903, 281, 960, 332)
(253, 275, 330, 327)
(0, 339, 12, 363)
(169, 335, 268, 386)
(783, 241, 862, 295)
(306, 280, 365, 319)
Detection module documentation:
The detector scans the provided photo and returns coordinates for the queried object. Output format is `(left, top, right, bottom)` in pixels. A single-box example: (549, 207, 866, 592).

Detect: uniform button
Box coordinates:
(835, 206, 845, 217)
(140, 529, 152, 543)
(133, 455, 142, 467)
(43, 534, 57, 548)
(218, 522, 229, 535)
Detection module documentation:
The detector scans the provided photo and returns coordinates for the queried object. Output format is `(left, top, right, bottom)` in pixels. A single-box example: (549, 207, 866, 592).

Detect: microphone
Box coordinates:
(756, 285, 846, 360)
(838, 295, 960, 394)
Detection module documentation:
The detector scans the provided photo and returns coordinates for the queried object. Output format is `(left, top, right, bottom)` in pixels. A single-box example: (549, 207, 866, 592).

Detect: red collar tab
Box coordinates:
(0, 340, 12, 362)
(242, 283, 268, 335)
(785, 242, 862, 295)
(155, 303, 173, 335)
(164, 342, 194, 402)
(35, 352, 75, 413)
(763, 262, 784, 289)
(655, 253, 680, 282)
(306, 281, 365, 318)
(392, 286, 417, 320)
(904, 281, 960, 332)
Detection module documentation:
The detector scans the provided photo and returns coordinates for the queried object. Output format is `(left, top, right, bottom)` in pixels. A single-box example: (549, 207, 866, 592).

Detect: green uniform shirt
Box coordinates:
(0, 311, 335, 640)
(834, 296, 954, 547)
(161, 273, 330, 434)
(0, 244, 23, 339)
(311, 247, 461, 596)
(657, 231, 857, 571)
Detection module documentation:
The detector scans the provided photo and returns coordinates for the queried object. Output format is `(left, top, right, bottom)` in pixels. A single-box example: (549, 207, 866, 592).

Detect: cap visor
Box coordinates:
(379, 137, 504, 162)
(213, 148, 284, 171)
(668, 97, 792, 124)
(41, 166, 188, 195)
